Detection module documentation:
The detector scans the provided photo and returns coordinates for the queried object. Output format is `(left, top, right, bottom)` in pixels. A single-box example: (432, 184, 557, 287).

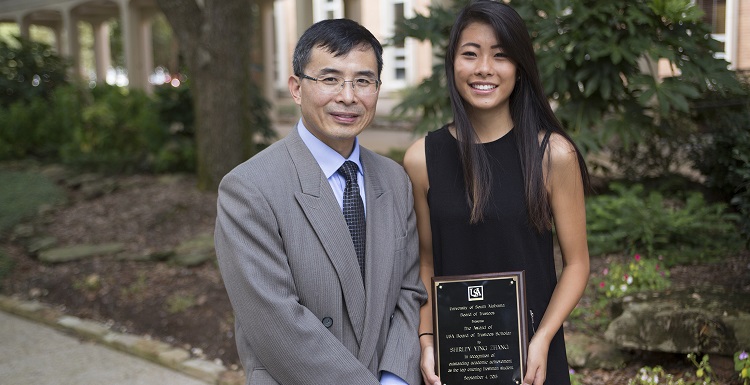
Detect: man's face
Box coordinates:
(288, 44, 379, 157)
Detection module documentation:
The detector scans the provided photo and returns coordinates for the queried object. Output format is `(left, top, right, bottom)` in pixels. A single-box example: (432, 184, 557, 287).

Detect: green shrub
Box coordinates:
(153, 83, 193, 136)
(150, 83, 195, 173)
(689, 90, 750, 245)
(0, 100, 41, 159)
(0, 40, 200, 174)
(586, 183, 742, 265)
(0, 85, 83, 160)
(59, 84, 166, 172)
(0, 35, 68, 107)
(1, 82, 196, 173)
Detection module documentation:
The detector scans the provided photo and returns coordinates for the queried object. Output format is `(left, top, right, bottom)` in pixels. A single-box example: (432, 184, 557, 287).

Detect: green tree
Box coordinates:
(393, 0, 745, 173)
(390, 1, 465, 133)
(516, 0, 744, 175)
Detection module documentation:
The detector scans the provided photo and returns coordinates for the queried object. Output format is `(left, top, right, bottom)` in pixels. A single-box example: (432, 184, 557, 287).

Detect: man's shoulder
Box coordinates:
(223, 138, 293, 182)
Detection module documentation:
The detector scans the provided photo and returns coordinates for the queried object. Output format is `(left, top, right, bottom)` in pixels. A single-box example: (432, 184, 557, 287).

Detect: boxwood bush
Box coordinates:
(586, 183, 742, 265)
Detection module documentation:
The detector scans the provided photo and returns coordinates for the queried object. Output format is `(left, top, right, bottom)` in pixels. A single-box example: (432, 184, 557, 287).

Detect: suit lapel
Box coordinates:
(285, 126, 367, 341)
(357, 148, 396, 365)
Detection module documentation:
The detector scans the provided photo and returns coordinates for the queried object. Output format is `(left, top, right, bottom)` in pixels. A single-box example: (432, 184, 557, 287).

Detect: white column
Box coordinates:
(92, 20, 111, 83)
(61, 11, 82, 79)
(296, 0, 313, 37)
(413, 0, 434, 83)
(119, 0, 155, 90)
(119, 0, 137, 88)
(51, 21, 64, 55)
(343, 0, 362, 21)
(726, 0, 739, 69)
(313, 0, 343, 21)
(18, 15, 30, 39)
(274, 0, 292, 89)
(138, 11, 154, 92)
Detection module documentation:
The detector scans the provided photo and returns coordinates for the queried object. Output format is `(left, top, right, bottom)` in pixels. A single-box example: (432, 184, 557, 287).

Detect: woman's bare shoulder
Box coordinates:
(539, 131, 578, 166)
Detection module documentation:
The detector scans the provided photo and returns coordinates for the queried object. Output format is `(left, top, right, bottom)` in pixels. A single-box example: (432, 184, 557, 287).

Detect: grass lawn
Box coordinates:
(0, 170, 65, 235)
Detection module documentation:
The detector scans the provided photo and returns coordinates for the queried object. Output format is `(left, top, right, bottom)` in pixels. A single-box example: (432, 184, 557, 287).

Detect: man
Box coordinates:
(214, 18, 426, 385)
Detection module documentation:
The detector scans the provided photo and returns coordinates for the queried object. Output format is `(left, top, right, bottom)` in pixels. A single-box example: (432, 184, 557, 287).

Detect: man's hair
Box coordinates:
(292, 19, 383, 79)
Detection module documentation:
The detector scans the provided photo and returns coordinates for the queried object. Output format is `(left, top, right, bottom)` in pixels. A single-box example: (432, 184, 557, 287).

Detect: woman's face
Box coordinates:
(453, 22, 517, 113)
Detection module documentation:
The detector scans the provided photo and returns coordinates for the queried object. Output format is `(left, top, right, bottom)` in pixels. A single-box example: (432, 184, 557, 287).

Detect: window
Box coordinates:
(381, 0, 413, 89)
(392, 1, 406, 80)
(696, 0, 727, 57)
(314, 0, 342, 21)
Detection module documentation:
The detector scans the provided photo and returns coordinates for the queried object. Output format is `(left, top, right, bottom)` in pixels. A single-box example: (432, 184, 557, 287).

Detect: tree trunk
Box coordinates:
(155, 0, 256, 191)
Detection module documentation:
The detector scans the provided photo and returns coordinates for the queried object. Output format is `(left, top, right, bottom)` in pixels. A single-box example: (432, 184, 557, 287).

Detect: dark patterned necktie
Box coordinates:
(337, 160, 366, 281)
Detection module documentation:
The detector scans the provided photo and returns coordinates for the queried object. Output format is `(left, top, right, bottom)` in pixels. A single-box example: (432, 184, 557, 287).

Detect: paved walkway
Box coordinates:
(0, 310, 211, 385)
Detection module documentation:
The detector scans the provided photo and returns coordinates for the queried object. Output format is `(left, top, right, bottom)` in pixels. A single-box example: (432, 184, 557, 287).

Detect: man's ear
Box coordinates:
(288, 75, 302, 106)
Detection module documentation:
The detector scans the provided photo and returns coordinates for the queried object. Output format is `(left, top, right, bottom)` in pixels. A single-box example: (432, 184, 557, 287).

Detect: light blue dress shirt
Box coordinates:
(297, 121, 366, 214)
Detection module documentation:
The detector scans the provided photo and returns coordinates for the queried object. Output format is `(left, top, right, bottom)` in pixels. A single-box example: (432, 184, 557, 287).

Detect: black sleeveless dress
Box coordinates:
(425, 126, 570, 385)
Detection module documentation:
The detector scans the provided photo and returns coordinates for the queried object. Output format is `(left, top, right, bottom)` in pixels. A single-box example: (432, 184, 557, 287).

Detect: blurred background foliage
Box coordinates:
(0, 37, 196, 174)
(0, 35, 68, 106)
(0, 0, 748, 253)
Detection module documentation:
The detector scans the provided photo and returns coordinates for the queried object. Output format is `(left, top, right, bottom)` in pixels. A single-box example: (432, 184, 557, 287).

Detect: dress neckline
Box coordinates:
(443, 125, 514, 145)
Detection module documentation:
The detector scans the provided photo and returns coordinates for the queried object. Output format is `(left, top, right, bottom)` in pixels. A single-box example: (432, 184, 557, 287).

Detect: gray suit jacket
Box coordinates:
(215, 125, 427, 385)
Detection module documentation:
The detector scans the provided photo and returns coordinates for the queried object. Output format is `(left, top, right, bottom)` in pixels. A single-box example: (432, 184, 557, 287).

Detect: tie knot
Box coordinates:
(337, 160, 359, 183)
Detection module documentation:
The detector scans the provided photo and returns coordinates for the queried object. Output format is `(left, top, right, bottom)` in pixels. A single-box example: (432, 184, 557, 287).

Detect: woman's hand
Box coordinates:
(420, 343, 441, 385)
(522, 336, 549, 385)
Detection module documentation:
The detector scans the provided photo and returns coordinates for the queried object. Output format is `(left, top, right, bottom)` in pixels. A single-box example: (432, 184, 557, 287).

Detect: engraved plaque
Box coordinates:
(432, 271, 528, 384)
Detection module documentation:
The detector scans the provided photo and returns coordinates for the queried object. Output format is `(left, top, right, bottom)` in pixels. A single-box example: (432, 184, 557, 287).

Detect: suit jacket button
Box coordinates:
(322, 317, 333, 328)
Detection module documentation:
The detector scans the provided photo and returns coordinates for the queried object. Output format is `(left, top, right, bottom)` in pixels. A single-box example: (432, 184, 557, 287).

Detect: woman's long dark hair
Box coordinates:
(445, 0, 590, 231)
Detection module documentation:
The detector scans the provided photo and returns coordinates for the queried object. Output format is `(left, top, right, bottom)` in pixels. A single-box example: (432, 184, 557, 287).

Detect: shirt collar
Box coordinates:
(297, 119, 363, 179)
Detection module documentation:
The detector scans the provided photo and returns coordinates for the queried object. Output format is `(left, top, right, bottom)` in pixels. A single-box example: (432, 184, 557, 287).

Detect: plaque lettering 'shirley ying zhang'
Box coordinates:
(432, 271, 529, 384)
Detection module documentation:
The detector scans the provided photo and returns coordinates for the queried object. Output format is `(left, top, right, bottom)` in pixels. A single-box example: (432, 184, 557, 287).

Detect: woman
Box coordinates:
(403, 1, 591, 385)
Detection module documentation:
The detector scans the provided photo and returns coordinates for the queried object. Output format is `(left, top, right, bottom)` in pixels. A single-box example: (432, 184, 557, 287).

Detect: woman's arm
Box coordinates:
(403, 137, 441, 385)
(523, 133, 590, 385)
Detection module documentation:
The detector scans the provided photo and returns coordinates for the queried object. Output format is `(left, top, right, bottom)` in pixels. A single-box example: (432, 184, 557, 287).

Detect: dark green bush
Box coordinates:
(689, 86, 750, 245)
(0, 34, 197, 172)
(0, 37, 77, 160)
(0, 84, 83, 160)
(1, 81, 198, 173)
(586, 183, 742, 265)
(151, 83, 195, 173)
(0, 35, 68, 106)
(57, 84, 164, 172)
(153, 83, 193, 136)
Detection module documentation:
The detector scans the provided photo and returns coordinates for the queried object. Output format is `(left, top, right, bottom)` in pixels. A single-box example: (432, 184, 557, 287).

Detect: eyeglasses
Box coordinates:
(300, 74, 381, 96)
